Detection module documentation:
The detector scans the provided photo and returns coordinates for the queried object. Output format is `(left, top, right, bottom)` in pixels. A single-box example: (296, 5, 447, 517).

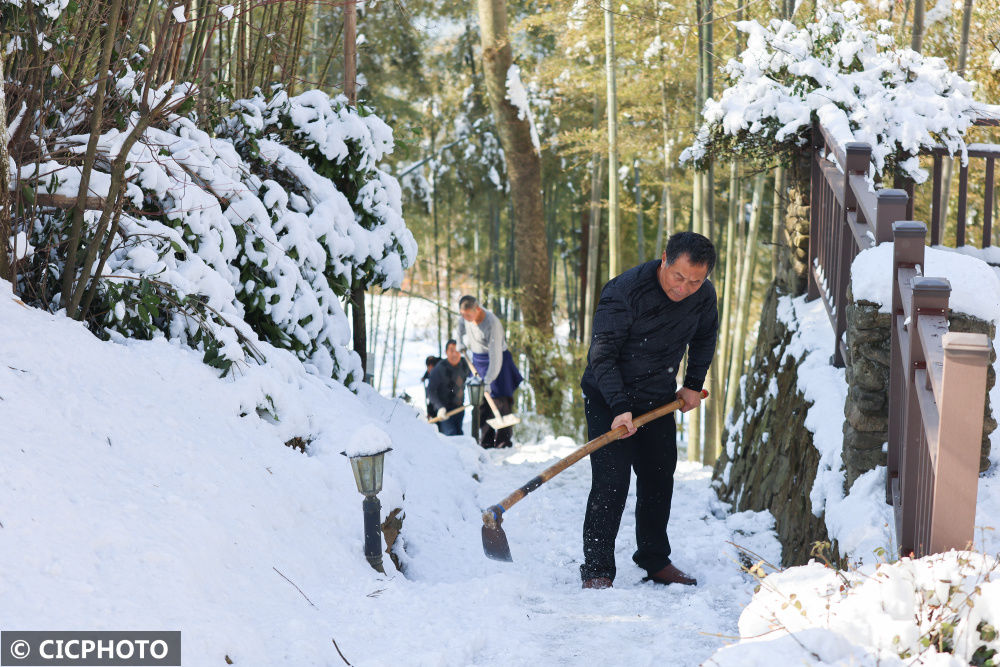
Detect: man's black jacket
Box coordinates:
(427, 358, 471, 412)
(581, 259, 719, 416)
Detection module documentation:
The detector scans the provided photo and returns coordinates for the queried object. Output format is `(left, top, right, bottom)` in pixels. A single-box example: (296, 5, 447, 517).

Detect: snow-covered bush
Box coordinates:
(681, 1, 1000, 182)
(223, 87, 417, 292)
(18, 87, 415, 386)
(711, 551, 1000, 666)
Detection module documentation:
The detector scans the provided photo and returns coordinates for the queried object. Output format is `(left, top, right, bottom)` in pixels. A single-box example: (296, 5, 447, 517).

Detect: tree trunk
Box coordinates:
(770, 164, 785, 281)
(634, 158, 644, 261)
(723, 173, 765, 428)
(938, 0, 975, 242)
(584, 93, 604, 343)
(0, 45, 10, 283)
(910, 0, 926, 52)
(477, 0, 551, 337)
(712, 161, 740, 459)
(61, 0, 124, 316)
(604, 0, 620, 277)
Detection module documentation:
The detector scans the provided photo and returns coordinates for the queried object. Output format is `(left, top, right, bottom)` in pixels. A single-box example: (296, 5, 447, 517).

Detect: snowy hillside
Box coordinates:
(1, 284, 783, 665)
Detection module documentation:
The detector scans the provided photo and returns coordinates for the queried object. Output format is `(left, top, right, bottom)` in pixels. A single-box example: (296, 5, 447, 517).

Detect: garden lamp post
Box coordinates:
(344, 447, 391, 573)
(467, 377, 485, 442)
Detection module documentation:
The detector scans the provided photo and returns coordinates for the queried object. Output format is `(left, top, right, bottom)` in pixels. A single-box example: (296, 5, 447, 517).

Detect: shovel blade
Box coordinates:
(486, 415, 521, 430)
(482, 524, 513, 562)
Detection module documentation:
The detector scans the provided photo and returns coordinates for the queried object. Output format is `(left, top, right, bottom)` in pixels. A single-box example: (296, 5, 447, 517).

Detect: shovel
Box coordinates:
(465, 354, 520, 430)
(481, 389, 709, 562)
(427, 405, 470, 424)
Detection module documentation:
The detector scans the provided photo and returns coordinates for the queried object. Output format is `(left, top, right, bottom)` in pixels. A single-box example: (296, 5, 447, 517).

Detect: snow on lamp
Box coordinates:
(343, 424, 393, 573)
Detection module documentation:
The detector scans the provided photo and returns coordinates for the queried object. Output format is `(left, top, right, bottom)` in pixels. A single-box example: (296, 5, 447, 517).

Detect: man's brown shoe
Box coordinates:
(643, 564, 697, 586)
(581, 577, 613, 590)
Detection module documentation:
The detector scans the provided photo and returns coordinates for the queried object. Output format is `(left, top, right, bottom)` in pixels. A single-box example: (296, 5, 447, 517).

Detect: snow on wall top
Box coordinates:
(851, 242, 1000, 323)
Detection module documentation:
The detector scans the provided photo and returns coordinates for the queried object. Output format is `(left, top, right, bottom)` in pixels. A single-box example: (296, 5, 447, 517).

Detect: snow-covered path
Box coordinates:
(354, 294, 781, 665)
(337, 434, 781, 666)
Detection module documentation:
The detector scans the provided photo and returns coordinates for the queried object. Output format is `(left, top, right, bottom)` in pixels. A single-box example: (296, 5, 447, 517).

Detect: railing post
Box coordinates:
(875, 189, 908, 244)
(888, 221, 926, 506)
(899, 276, 950, 557)
(929, 332, 989, 553)
(807, 122, 822, 301)
(832, 143, 872, 367)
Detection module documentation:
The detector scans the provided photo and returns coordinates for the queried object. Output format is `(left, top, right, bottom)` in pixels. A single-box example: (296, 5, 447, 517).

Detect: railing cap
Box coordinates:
(878, 189, 909, 203)
(912, 276, 951, 293)
(893, 220, 927, 236)
(845, 142, 871, 153)
(942, 332, 991, 359)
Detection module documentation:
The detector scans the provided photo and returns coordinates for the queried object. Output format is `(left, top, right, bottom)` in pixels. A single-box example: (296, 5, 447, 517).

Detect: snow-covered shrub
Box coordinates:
(681, 1, 1000, 182)
(223, 87, 417, 292)
(18, 87, 414, 386)
(712, 551, 1000, 666)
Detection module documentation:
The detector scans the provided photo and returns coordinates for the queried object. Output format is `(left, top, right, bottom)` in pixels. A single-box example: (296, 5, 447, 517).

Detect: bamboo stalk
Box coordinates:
(723, 172, 765, 425)
(61, 0, 125, 317)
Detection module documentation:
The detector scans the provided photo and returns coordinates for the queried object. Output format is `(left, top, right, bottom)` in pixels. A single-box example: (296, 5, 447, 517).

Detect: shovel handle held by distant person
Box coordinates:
(482, 390, 708, 530)
(427, 405, 470, 424)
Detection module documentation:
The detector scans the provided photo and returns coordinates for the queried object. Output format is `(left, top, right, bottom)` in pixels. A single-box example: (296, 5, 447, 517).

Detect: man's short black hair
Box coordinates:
(425, 355, 439, 367)
(445, 339, 457, 349)
(664, 231, 716, 273)
(458, 295, 479, 311)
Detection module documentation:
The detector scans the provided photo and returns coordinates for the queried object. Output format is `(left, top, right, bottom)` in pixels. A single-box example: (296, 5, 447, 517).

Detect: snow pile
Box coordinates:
(20, 87, 414, 385)
(0, 280, 490, 663)
(708, 551, 1000, 666)
(681, 1, 1000, 182)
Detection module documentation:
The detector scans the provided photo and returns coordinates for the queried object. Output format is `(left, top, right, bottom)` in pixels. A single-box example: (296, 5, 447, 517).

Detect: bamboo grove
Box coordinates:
(3, 0, 999, 450)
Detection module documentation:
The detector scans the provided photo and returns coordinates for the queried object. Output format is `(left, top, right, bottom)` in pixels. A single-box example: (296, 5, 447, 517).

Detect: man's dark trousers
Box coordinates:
(478, 395, 513, 448)
(580, 391, 677, 582)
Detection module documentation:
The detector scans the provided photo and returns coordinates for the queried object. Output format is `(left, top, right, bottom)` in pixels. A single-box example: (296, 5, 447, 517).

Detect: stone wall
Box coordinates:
(713, 285, 833, 567)
(842, 290, 996, 487)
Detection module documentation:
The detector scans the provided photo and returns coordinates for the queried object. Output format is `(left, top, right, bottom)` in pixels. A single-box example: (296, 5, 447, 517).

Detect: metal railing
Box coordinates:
(807, 120, 992, 557)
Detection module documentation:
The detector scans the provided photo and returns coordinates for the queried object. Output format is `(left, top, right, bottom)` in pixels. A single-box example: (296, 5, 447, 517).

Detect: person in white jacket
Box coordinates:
(456, 295, 522, 448)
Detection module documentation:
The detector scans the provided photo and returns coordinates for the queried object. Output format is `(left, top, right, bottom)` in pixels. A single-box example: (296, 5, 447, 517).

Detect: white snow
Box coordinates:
(708, 552, 1000, 665)
(851, 241, 1000, 322)
(344, 423, 393, 457)
(682, 2, 1000, 181)
(2, 287, 781, 665)
(505, 64, 541, 151)
(171, 5, 186, 22)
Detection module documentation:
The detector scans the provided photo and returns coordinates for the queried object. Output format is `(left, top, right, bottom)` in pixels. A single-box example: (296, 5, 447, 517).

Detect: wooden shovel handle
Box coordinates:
(427, 405, 470, 424)
(482, 390, 708, 528)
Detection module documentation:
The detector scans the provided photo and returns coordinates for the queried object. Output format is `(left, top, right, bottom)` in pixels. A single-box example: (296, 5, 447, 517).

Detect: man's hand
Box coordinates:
(678, 387, 703, 413)
(437, 407, 447, 418)
(611, 412, 637, 438)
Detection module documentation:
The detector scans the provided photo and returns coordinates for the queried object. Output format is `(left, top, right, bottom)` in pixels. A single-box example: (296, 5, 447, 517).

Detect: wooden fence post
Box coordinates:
(875, 189, 908, 244)
(833, 144, 872, 366)
(807, 123, 822, 301)
(929, 332, 990, 553)
(888, 221, 926, 507)
(900, 276, 950, 557)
